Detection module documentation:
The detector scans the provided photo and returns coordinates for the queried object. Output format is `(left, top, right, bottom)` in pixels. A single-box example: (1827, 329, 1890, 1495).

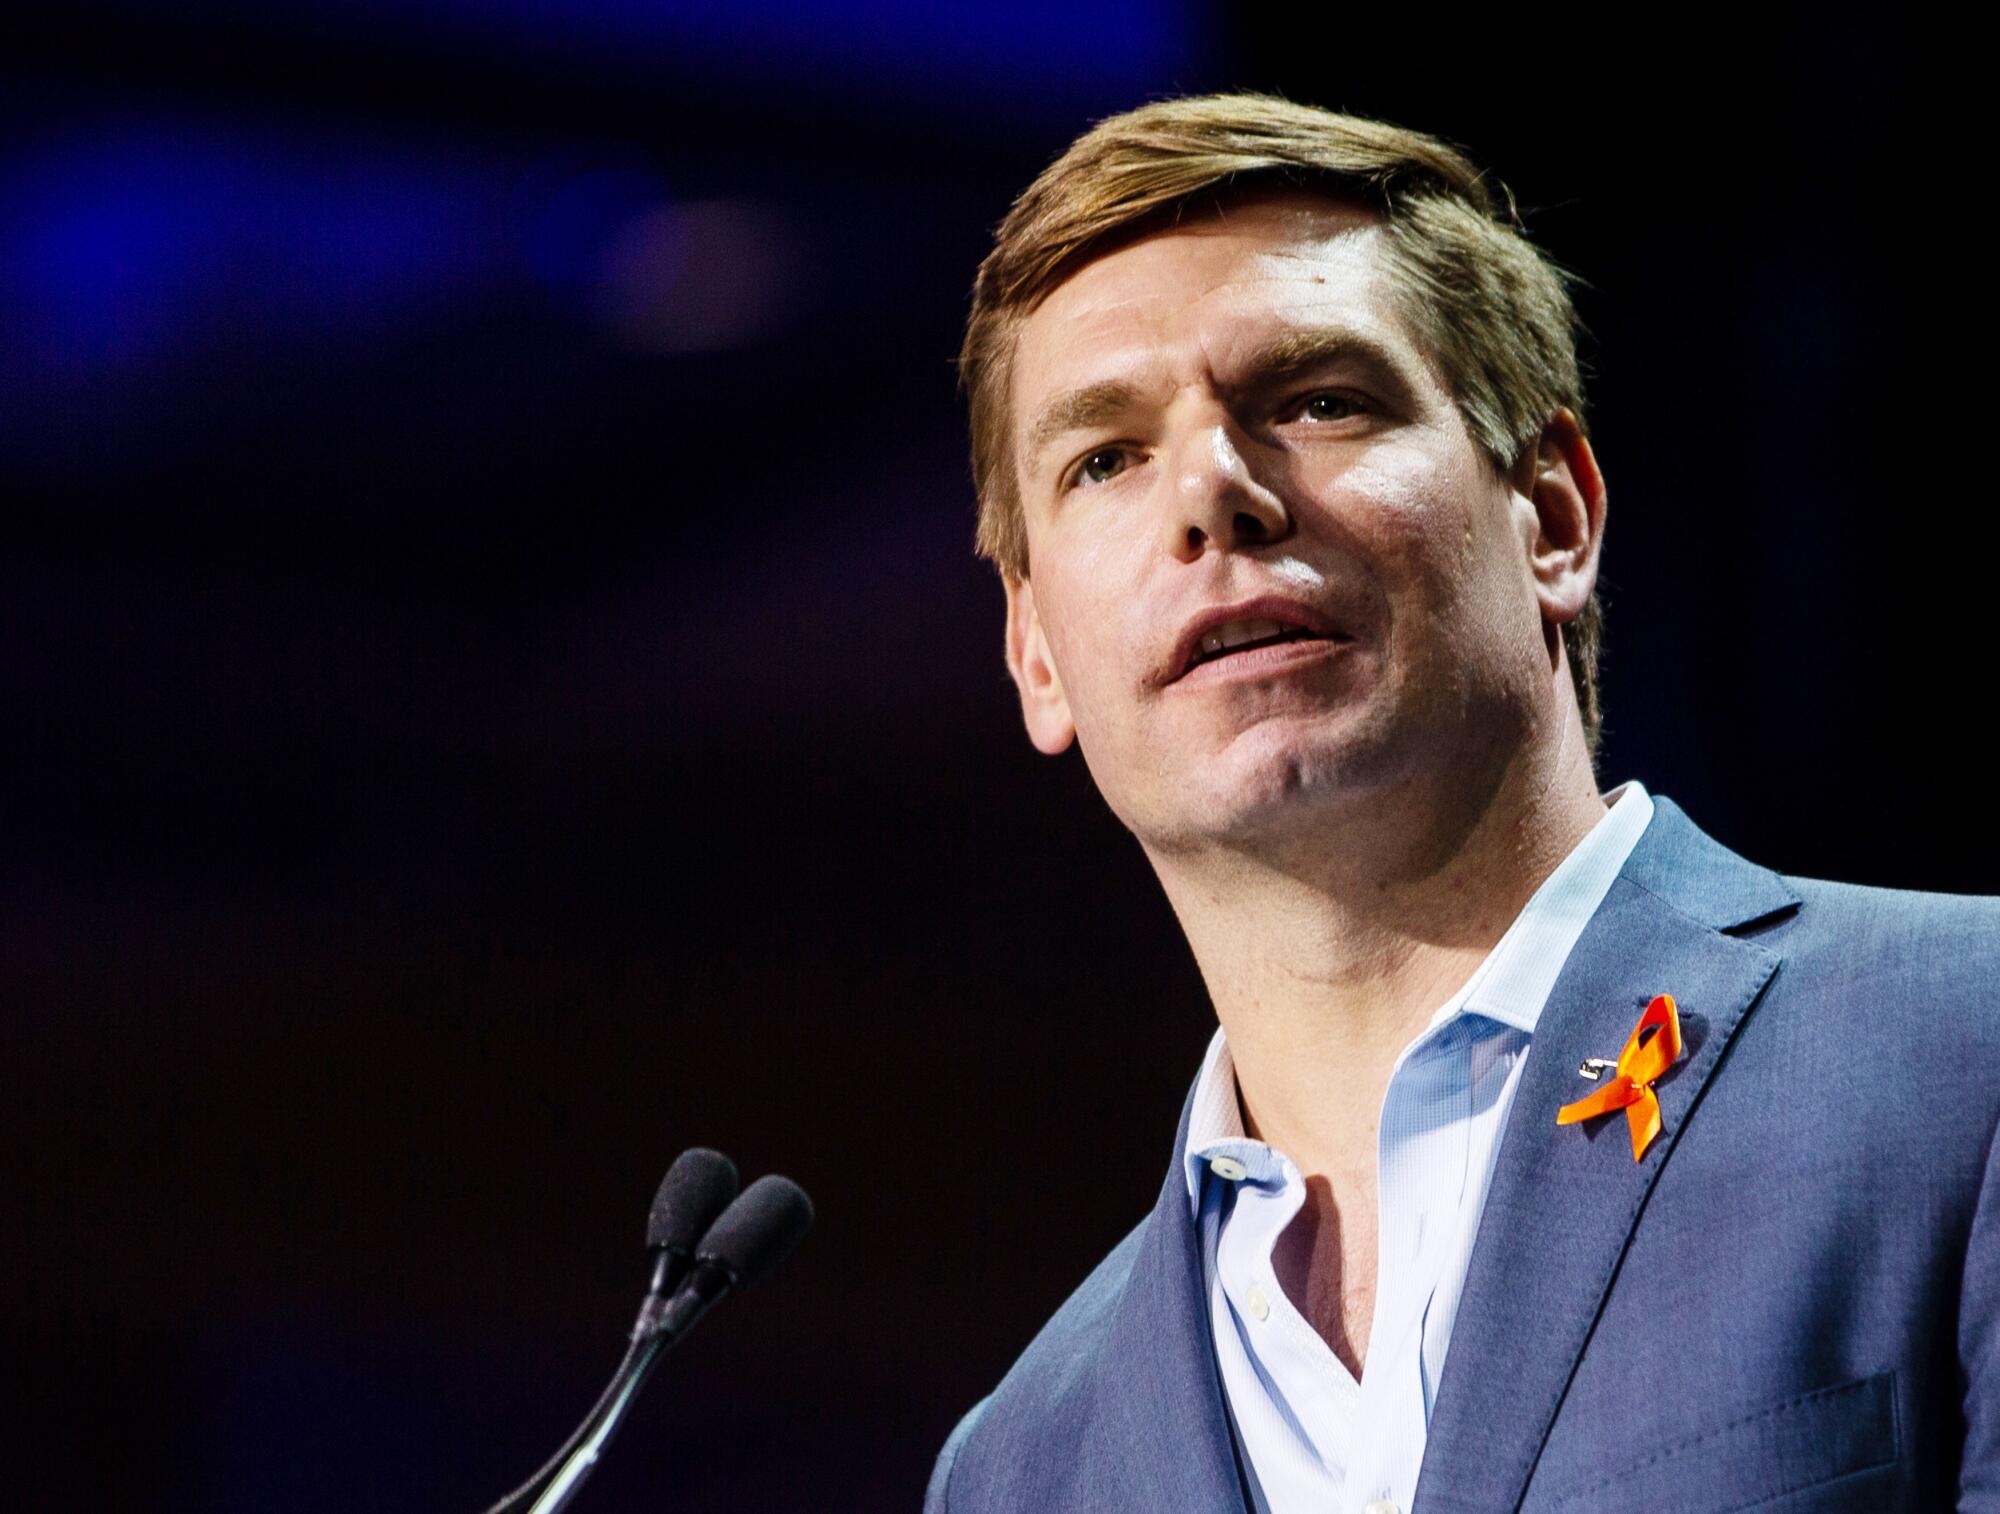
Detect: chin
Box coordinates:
(1120, 716, 1407, 854)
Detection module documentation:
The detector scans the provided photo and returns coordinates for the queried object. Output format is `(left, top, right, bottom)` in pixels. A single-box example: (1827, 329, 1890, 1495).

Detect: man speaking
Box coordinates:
(924, 94, 1999, 1511)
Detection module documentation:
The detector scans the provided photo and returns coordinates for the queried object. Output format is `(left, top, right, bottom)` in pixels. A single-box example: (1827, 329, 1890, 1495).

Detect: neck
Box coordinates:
(1145, 711, 1606, 1175)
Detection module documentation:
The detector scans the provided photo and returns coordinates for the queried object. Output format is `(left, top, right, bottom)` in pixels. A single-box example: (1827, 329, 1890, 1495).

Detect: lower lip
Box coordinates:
(1173, 636, 1352, 687)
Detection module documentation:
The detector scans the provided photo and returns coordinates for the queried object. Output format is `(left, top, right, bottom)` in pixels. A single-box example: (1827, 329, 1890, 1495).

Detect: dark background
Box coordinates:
(4, 4, 1983, 1509)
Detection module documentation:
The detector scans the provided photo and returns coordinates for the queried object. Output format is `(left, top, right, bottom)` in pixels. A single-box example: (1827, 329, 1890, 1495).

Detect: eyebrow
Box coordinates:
(1020, 327, 1415, 469)
(1234, 327, 1410, 392)
(1023, 380, 1142, 466)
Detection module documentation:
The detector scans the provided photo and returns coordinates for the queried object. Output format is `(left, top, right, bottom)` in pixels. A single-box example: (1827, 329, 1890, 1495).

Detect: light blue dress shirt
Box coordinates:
(1182, 782, 1655, 1514)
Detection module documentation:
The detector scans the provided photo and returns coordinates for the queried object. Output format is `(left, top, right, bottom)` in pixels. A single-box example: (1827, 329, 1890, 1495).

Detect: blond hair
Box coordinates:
(960, 92, 1602, 750)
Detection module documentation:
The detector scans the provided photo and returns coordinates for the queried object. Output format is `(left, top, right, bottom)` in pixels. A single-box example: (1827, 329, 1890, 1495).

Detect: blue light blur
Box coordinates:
(162, 0, 1204, 114)
(0, 124, 701, 462)
(0, 126, 518, 375)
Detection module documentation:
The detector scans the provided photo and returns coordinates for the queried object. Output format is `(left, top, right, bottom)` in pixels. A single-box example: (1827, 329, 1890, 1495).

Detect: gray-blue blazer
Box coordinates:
(925, 798, 2000, 1512)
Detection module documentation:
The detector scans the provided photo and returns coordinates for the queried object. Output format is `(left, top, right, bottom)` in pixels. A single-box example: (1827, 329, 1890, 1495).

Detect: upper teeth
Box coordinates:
(1198, 618, 1300, 659)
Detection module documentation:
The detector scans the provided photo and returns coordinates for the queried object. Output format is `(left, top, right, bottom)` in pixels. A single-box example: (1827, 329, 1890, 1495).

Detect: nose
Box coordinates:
(1164, 416, 1292, 562)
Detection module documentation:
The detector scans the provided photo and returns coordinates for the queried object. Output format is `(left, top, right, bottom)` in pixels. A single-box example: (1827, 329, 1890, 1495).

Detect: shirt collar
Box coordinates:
(1182, 780, 1655, 1208)
(1182, 1031, 1279, 1201)
(1455, 779, 1653, 1035)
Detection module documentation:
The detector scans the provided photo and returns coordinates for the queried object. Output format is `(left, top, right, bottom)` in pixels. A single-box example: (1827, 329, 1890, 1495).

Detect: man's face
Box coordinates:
(1003, 190, 1579, 855)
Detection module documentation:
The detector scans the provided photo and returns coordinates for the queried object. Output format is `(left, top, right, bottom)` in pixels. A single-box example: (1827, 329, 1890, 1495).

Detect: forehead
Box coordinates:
(1009, 191, 1432, 446)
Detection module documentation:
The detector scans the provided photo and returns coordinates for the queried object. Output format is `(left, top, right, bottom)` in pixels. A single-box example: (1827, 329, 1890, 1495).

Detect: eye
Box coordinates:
(1298, 392, 1366, 422)
(1068, 446, 1132, 489)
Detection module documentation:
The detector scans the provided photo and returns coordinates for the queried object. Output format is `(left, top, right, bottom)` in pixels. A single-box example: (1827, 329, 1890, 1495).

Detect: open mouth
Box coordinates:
(1185, 616, 1331, 673)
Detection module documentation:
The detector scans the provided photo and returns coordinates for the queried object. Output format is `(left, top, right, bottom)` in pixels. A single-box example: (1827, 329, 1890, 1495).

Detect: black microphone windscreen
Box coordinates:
(696, 1174, 814, 1290)
(647, 1148, 740, 1254)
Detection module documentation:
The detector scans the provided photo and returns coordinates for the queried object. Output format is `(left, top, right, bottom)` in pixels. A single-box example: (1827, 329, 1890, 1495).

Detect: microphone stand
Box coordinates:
(480, 1333, 645, 1514)
(523, 1330, 667, 1514)
(517, 1260, 740, 1512)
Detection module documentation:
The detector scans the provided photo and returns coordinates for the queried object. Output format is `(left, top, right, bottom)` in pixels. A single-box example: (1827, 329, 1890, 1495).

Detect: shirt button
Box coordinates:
(1208, 1155, 1250, 1181)
(1245, 1283, 1270, 1321)
(1363, 1501, 1402, 1514)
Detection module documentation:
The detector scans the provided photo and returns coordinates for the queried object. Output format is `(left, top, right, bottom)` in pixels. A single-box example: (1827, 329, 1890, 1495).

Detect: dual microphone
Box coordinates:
(483, 1150, 814, 1514)
(639, 1150, 813, 1343)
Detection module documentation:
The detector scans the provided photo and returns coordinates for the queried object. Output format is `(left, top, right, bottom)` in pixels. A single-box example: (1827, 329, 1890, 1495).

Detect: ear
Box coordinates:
(1510, 407, 1606, 627)
(1003, 575, 1076, 755)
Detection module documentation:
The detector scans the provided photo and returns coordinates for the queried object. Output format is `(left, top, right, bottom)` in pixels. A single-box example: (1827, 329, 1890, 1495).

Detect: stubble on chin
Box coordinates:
(1109, 707, 1411, 865)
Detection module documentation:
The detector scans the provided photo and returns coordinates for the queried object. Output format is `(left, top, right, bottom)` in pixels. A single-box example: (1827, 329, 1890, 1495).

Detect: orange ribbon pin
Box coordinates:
(1556, 994, 1683, 1162)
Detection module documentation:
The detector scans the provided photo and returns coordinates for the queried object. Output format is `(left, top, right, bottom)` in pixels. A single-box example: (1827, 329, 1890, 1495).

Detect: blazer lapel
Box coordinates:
(1414, 799, 1800, 1514)
(1071, 1085, 1249, 1512)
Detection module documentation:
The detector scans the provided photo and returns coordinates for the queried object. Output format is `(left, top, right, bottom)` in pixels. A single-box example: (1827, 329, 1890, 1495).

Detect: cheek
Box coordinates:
(1033, 526, 1155, 716)
(1315, 443, 1481, 589)
(1310, 442, 1531, 658)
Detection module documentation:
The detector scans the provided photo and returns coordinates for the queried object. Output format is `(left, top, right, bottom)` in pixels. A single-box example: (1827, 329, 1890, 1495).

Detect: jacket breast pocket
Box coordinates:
(1544, 1371, 1900, 1514)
